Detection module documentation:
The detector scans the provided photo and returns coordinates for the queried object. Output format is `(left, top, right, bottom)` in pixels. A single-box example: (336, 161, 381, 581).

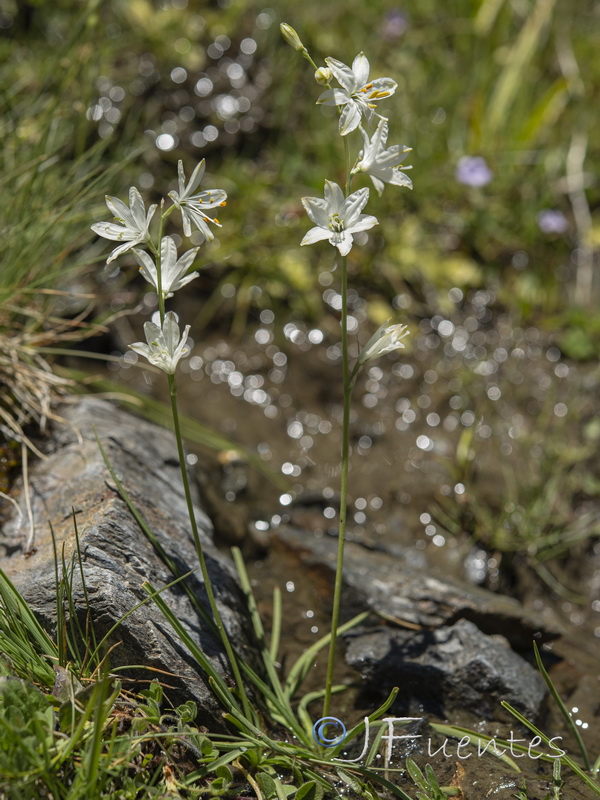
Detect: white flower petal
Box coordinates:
(178, 205, 193, 238)
(175, 245, 200, 275)
(185, 160, 206, 197)
(325, 57, 357, 93)
(352, 52, 370, 86)
(173, 324, 191, 362)
(188, 189, 227, 209)
(348, 214, 379, 234)
(134, 249, 158, 289)
(301, 196, 330, 226)
(369, 175, 385, 196)
(90, 222, 130, 241)
(129, 342, 152, 359)
(339, 101, 361, 135)
(324, 181, 345, 210)
(317, 88, 349, 106)
(335, 234, 354, 256)
(105, 195, 131, 223)
(128, 187, 149, 230)
(385, 170, 413, 189)
(343, 187, 370, 224)
(142, 320, 162, 343)
(106, 240, 140, 263)
(177, 160, 186, 196)
(163, 312, 180, 354)
(301, 227, 332, 246)
(368, 77, 397, 97)
(184, 207, 216, 240)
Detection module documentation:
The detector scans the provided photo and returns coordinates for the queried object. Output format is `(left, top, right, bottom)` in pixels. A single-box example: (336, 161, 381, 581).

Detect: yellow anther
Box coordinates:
(213, 218, 220, 224)
(220, 201, 227, 207)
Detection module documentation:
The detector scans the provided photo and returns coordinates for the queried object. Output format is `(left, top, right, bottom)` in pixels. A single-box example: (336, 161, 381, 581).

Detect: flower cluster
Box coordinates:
(280, 24, 412, 364)
(297, 41, 412, 265)
(92, 159, 226, 374)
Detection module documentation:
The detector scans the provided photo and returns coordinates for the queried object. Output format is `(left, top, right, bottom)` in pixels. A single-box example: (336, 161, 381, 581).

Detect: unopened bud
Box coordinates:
(280, 23, 304, 52)
(314, 67, 332, 85)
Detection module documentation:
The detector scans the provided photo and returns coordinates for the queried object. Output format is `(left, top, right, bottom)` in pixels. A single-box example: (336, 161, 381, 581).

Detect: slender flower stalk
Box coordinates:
(285, 34, 413, 721)
(323, 257, 351, 720)
(167, 371, 254, 722)
(323, 134, 353, 720)
(93, 165, 253, 722)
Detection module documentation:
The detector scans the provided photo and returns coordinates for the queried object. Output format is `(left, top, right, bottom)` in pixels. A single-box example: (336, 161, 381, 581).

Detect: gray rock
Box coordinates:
(274, 527, 560, 649)
(344, 619, 547, 720)
(0, 397, 252, 727)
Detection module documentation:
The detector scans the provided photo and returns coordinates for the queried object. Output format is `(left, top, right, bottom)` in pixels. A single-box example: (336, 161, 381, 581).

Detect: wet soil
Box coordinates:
(94, 286, 600, 798)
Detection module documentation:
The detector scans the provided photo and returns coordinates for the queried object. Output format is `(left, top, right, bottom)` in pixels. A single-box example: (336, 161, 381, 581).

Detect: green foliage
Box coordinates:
(405, 758, 460, 800)
(2, 2, 600, 799)
(432, 409, 600, 598)
(432, 648, 600, 798)
(5, 0, 596, 332)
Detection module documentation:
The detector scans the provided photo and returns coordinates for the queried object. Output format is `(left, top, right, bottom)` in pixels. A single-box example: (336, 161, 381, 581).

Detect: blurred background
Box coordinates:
(2, 0, 600, 642)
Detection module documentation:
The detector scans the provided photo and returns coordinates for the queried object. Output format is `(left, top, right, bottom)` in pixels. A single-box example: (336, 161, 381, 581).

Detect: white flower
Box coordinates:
(168, 160, 227, 242)
(134, 237, 200, 298)
(301, 180, 378, 256)
(129, 311, 191, 374)
(317, 52, 397, 135)
(353, 119, 413, 196)
(358, 321, 409, 365)
(91, 187, 157, 263)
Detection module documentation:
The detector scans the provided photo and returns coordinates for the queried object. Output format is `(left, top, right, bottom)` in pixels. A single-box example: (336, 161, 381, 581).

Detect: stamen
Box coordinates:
(328, 213, 344, 233)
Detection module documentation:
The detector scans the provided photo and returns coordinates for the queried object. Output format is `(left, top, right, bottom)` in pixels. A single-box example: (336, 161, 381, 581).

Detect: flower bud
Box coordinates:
(314, 67, 332, 85)
(280, 23, 304, 52)
(358, 321, 409, 366)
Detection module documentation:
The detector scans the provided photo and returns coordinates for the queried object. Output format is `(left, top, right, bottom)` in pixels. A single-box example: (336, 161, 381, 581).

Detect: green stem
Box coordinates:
(323, 131, 355, 719)
(323, 252, 351, 719)
(167, 371, 253, 722)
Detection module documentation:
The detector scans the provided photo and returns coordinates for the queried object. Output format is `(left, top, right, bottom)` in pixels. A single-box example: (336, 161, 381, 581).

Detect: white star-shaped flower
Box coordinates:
(134, 237, 200, 299)
(358, 321, 409, 366)
(129, 312, 191, 374)
(301, 180, 378, 257)
(91, 187, 156, 263)
(317, 53, 397, 135)
(168, 160, 227, 242)
(353, 120, 413, 196)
